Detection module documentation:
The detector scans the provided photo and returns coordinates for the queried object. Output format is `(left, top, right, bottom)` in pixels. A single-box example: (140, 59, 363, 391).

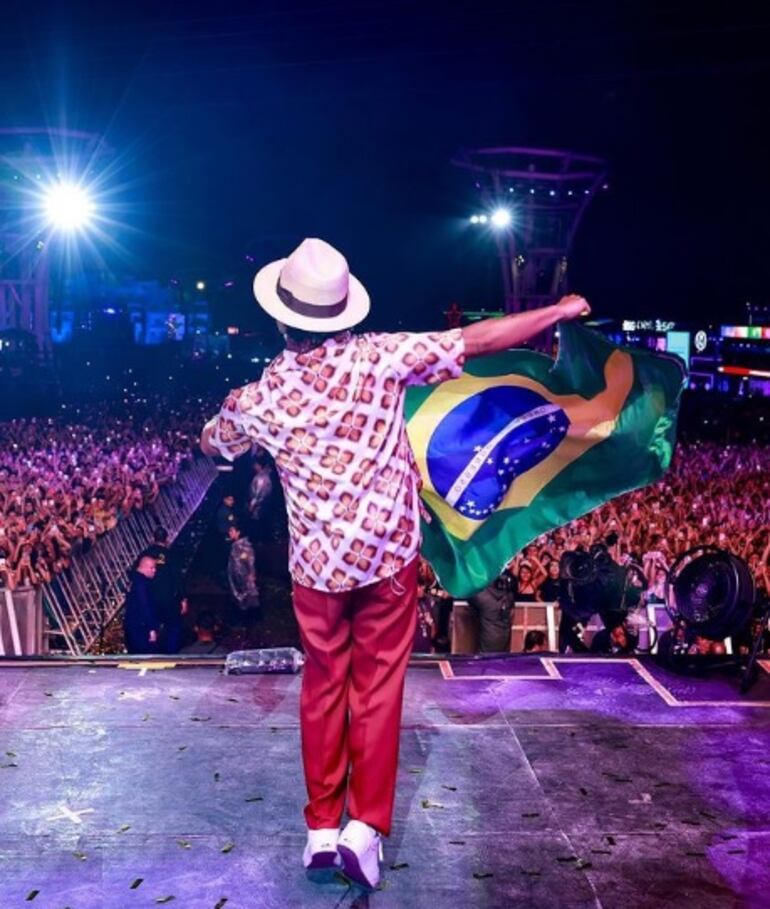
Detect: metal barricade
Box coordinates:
(451, 600, 561, 654)
(0, 586, 44, 656)
(37, 456, 218, 656)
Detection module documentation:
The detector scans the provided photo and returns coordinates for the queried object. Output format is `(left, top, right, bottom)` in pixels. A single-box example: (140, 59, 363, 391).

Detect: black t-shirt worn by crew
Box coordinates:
(140, 543, 183, 616)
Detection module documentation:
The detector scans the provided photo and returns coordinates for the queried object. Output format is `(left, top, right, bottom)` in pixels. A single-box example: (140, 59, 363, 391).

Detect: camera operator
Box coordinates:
(557, 544, 590, 653)
(589, 616, 639, 655)
(557, 537, 644, 654)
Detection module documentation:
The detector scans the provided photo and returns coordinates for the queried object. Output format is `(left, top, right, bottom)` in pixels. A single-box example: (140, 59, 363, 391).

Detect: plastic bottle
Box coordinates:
(224, 647, 305, 675)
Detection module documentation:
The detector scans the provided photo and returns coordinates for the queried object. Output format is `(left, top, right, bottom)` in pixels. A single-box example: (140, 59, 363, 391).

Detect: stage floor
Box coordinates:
(1, 655, 770, 909)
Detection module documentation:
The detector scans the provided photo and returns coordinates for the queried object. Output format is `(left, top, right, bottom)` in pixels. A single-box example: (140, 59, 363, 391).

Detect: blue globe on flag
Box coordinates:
(426, 386, 570, 519)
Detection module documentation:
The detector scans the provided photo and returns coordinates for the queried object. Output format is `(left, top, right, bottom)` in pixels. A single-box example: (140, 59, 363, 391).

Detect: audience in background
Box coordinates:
(434, 441, 770, 655)
(0, 396, 215, 590)
(499, 442, 768, 603)
(1, 387, 767, 662)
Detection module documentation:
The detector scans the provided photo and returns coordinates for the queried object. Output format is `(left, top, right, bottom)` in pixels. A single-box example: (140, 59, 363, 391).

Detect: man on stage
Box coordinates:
(201, 237, 588, 889)
(123, 554, 160, 655)
(139, 526, 188, 653)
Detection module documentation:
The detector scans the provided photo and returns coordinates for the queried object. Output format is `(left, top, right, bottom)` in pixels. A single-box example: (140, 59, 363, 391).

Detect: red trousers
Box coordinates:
(292, 557, 418, 837)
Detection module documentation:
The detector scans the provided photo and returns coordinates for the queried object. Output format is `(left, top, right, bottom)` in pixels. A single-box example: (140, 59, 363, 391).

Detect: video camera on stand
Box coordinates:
(558, 541, 648, 650)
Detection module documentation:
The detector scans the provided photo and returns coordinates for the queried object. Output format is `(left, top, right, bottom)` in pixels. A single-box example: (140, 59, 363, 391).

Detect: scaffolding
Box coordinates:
(453, 147, 608, 315)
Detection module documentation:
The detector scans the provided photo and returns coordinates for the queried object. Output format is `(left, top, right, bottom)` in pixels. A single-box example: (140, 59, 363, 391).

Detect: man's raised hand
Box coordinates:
(556, 294, 591, 321)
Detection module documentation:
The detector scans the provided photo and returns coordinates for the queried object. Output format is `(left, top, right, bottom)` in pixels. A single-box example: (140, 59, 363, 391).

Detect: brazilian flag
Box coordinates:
(405, 321, 687, 598)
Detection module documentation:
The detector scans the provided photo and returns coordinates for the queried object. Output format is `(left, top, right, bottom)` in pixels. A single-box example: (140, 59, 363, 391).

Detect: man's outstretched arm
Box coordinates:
(461, 294, 591, 358)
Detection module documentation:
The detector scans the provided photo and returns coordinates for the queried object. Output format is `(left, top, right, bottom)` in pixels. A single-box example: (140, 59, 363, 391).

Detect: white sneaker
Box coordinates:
(303, 827, 340, 882)
(337, 819, 384, 890)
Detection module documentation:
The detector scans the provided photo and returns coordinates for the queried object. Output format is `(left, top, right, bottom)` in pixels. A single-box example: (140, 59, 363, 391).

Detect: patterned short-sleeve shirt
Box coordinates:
(207, 329, 465, 591)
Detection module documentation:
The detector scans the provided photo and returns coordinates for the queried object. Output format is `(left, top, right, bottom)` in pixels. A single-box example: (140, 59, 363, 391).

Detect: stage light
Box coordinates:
(490, 208, 512, 229)
(478, 214, 488, 224)
(44, 182, 96, 231)
(469, 214, 480, 224)
(196, 280, 206, 291)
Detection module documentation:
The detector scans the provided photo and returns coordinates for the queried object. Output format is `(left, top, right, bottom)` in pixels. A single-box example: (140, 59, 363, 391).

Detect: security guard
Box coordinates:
(139, 526, 188, 653)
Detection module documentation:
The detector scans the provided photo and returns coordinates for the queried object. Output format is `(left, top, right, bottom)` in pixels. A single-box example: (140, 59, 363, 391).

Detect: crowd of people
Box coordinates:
(1, 379, 768, 662)
(509, 441, 769, 599)
(0, 396, 217, 590)
(418, 441, 770, 656)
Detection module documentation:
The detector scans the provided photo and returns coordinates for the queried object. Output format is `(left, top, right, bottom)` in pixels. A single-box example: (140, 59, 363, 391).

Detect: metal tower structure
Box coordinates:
(453, 147, 608, 314)
(0, 127, 108, 351)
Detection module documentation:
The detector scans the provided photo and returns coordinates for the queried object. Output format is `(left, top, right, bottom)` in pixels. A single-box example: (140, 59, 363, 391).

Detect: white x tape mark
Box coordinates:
(46, 805, 95, 824)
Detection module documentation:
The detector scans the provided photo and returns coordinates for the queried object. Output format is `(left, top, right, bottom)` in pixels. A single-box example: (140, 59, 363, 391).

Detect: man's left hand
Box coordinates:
(556, 294, 591, 321)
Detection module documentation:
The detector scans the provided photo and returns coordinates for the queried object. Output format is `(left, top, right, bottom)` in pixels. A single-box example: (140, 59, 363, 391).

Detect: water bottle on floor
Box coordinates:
(224, 647, 305, 675)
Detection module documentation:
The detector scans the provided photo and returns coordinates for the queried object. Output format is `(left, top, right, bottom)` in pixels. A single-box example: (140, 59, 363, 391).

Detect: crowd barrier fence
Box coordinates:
(450, 600, 733, 655)
(0, 455, 218, 657)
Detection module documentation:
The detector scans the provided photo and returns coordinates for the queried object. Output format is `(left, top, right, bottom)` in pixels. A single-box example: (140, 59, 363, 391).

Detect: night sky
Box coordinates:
(2, 1, 769, 332)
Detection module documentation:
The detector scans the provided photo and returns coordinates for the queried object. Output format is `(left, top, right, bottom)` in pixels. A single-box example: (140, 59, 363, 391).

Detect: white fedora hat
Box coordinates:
(252, 238, 370, 333)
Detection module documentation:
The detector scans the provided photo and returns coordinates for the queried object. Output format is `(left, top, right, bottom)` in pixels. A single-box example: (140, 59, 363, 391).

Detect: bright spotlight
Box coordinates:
(478, 214, 488, 224)
(469, 214, 480, 224)
(196, 280, 206, 291)
(44, 182, 96, 231)
(490, 207, 512, 229)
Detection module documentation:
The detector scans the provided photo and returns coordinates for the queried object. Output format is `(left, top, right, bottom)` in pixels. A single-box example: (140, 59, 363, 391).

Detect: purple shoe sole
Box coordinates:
(305, 850, 339, 884)
(337, 844, 378, 890)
